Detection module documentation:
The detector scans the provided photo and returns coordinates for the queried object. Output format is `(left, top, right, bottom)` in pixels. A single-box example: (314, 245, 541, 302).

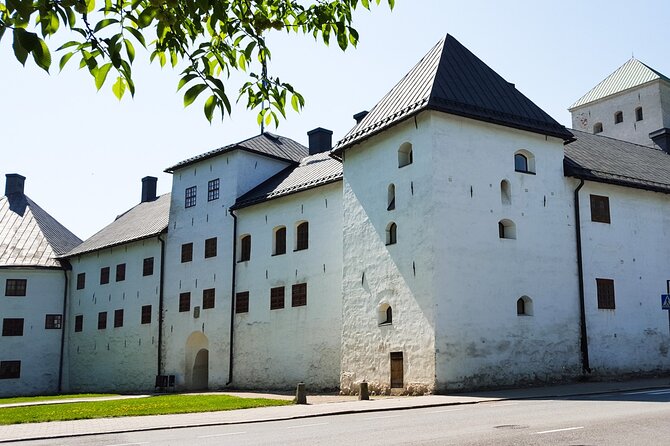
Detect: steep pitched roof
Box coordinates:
(0, 194, 82, 268)
(233, 152, 342, 209)
(334, 34, 572, 154)
(65, 194, 170, 257)
(564, 129, 670, 193)
(165, 133, 308, 173)
(569, 59, 670, 110)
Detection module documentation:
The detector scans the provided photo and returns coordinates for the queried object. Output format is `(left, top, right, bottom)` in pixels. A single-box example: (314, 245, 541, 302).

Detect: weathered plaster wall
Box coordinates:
(233, 182, 343, 390)
(0, 268, 64, 397)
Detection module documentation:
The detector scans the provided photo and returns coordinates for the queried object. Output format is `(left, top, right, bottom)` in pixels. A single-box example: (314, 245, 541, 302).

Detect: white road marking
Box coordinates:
(286, 422, 329, 429)
(492, 402, 518, 407)
(623, 388, 670, 395)
(104, 443, 149, 446)
(426, 408, 464, 414)
(197, 432, 246, 438)
(535, 426, 584, 434)
(363, 414, 402, 420)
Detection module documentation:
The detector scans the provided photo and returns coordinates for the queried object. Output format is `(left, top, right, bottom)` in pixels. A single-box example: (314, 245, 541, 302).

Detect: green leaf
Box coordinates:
(183, 83, 207, 107)
(95, 63, 113, 90)
(85, 0, 96, 13)
(291, 94, 300, 112)
(124, 38, 135, 63)
(57, 41, 80, 51)
(177, 73, 198, 91)
(12, 29, 28, 66)
(124, 26, 146, 48)
(112, 76, 126, 100)
(204, 95, 216, 122)
(361, 0, 369, 8)
(137, 6, 156, 28)
(59, 51, 75, 71)
(94, 18, 119, 32)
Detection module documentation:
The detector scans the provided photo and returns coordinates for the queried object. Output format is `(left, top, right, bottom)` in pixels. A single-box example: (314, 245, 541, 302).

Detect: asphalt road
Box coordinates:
(13, 388, 670, 445)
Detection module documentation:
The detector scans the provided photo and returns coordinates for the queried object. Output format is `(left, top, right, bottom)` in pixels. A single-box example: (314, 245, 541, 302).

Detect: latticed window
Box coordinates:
(590, 195, 610, 224)
(270, 286, 285, 310)
(296, 222, 309, 251)
(45, 314, 62, 329)
(179, 292, 191, 312)
(614, 111, 623, 124)
(76, 273, 86, 290)
(5, 279, 26, 296)
(292, 283, 307, 307)
(204, 237, 217, 258)
(274, 227, 286, 255)
(114, 309, 124, 328)
(97, 312, 107, 330)
(208, 178, 220, 201)
(116, 263, 126, 282)
(141, 305, 152, 324)
(0, 361, 20, 379)
(203, 288, 215, 309)
(240, 235, 251, 261)
(2, 318, 24, 336)
(235, 292, 249, 313)
(100, 267, 110, 284)
(185, 186, 197, 208)
(181, 243, 193, 263)
(143, 257, 154, 276)
(597, 278, 615, 309)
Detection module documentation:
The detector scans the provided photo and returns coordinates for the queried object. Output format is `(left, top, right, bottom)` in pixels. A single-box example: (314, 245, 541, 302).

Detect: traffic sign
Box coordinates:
(662, 294, 670, 310)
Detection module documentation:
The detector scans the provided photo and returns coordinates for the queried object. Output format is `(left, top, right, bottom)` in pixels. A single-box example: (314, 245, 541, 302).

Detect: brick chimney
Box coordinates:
(141, 176, 158, 203)
(307, 128, 333, 155)
(650, 128, 670, 154)
(353, 110, 369, 124)
(5, 174, 25, 196)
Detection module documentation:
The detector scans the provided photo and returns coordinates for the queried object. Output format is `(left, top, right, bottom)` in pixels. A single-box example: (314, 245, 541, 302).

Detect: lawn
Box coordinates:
(0, 394, 116, 405)
(0, 394, 292, 425)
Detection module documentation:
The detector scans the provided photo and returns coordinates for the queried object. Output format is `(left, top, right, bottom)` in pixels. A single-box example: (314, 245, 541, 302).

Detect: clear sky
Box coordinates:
(2, 0, 669, 239)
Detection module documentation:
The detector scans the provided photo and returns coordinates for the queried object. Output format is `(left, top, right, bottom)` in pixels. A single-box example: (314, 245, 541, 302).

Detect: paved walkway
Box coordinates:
(1, 377, 668, 443)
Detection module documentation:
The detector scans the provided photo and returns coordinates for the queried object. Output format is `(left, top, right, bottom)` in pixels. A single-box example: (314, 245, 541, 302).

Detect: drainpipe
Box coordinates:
(227, 209, 238, 385)
(157, 233, 166, 376)
(58, 265, 69, 393)
(573, 179, 591, 374)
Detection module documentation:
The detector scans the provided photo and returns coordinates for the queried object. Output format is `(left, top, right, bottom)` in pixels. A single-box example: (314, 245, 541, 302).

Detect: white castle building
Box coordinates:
(2, 35, 670, 396)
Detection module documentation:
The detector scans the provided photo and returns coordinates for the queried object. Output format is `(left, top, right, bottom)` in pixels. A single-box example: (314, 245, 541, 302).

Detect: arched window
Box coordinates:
(387, 184, 396, 211)
(273, 226, 286, 255)
(614, 111, 623, 124)
(398, 142, 413, 168)
(514, 150, 535, 174)
(498, 219, 516, 240)
(517, 296, 533, 316)
(500, 180, 511, 205)
(296, 221, 309, 251)
(378, 303, 393, 325)
(635, 107, 643, 122)
(593, 122, 603, 134)
(239, 235, 251, 261)
(386, 222, 397, 245)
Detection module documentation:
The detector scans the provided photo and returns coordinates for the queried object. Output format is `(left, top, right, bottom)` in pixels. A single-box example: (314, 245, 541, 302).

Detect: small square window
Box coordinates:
(208, 179, 220, 201)
(141, 305, 152, 324)
(181, 243, 193, 263)
(100, 267, 110, 285)
(614, 111, 623, 124)
(2, 318, 24, 336)
(270, 287, 285, 310)
(76, 273, 86, 290)
(596, 278, 615, 309)
(143, 257, 154, 276)
(116, 263, 126, 282)
(590, 195, 611, 224)
(235, 292, 249, 314)
(185, 186, 197, 208)
(203, 288, 215, 309)
(0, 361, 21, 379)
(5, 279, 26, 296)
(635, 107, 643, 122)
(114, 309, 124, 328)
(292, 283, 307, 307)
(98, 312, 107, 330)
(179, 292, 191, 312)
(74, 315, 83, 332)
(239, 235, 251, 262)
(45, 314, 62, 329)
(204, 237, 217, 258)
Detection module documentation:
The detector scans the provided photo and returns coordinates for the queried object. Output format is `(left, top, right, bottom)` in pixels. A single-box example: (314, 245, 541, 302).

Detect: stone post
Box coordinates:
(295, 382, 307, 404)
(359, 381, 369, 400)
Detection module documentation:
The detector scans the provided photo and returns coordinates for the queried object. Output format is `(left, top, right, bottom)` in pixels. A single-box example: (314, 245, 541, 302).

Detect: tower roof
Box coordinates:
(569, 59, 670, 110)
(334, 34, 572, 154)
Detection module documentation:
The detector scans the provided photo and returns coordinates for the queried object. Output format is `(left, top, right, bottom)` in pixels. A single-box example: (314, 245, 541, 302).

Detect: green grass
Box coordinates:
(0, 395, 292, 425)
(0, 394, 116, 405)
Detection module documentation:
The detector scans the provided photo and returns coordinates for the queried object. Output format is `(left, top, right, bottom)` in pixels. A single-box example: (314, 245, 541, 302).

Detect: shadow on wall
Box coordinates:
(185, 331, 209, 390)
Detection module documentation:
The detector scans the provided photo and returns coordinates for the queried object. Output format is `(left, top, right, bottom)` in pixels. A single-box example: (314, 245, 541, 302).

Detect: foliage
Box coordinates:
(0, 0, 394, 125)
(0, 394, 292, 424)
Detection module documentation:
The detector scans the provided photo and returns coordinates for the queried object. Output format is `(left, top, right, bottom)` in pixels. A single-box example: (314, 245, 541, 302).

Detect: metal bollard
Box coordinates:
(295, 382, 307, 404)
(359, 381, 369, 400)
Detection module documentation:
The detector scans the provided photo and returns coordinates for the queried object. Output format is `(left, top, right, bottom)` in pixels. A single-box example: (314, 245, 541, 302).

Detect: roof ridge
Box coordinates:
(569, 128, 665, 152)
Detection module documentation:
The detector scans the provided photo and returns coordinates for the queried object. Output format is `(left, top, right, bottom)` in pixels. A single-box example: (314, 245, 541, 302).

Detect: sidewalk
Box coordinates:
(1, 377, 668, 443)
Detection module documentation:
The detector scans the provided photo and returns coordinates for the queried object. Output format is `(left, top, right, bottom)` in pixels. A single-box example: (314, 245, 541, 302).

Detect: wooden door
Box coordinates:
(390, 352, 403, 388)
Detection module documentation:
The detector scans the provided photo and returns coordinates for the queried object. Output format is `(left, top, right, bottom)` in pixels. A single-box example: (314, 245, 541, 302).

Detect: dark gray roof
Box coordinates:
(65, 194, 170, 257)
(165, 133, 308, 173)
(0, 194, 82, 268)
(233, 152, 342, 209)
(334, 34, 572, 154)
(564, 130, 670, 193)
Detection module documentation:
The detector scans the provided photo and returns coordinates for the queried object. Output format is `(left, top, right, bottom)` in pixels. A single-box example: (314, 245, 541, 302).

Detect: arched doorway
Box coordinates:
(185, 331, 209, 390)
(192, 349, 209, 390)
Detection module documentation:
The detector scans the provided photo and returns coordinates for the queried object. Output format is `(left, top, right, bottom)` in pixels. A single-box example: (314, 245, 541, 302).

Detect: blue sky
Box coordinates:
(2, 0, 669, 238)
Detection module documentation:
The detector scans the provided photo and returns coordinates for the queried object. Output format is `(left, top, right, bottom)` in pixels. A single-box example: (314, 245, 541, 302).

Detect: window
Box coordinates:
(273, 227, 286, 255)
(100, 267, 110, 284)
(398, 142, 413, 167)
(387, 184, 396, 211)
(296, 222, 309, 251)
(516, 296, 533, 316)
(2, 318, 24, 336)
(614, 111, 623, 124)
(593, 122, 603, 134)
(292, 283, 307, 307)
(97, 312, 107, 330)
(45, 314, 62, 329)
(181, 243, 193, 263)
(635, 107, 643, 122)
(76, 273, 86, 290)
(0, 361, 20, 379)
(203, 288, 215, 309)
(379, 304, 392, 325)
(141, 305, 152, 324)
(143, 257, 154, 276)
(74, 315, 83, 332)
(179, 292, 191, 312)
(239, 235, 251, 261)
(114, 309, 124, 327)
(207, 178, 220, 201)
(500, 180, 511, 205)
(270, 286, 285, 310)
(185, 186, 197, 208)
(115, 263, 126, 282)
(596, 278, 615, 309)
(204, 237, 217, 258)
(386, 222, 397, 245)
(5, 279, 26, 296)
(590, 194, 610, 224)
(498, 219, 516, 239)
(235, 292, 249, 314)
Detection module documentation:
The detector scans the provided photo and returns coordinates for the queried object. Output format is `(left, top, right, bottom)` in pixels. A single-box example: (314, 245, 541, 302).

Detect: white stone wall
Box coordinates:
(0, 268, 65, 397)
(162, 150, 292, 390)
(570, 82, 664, 147)
(233, 182, 343, 390)
(578, 181, 670, 375)
(430, 113, 582, 391)
(66, 238, 161, 393)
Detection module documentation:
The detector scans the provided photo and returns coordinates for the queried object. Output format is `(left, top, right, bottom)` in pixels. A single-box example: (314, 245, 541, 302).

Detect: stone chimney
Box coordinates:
(650, 128, 670, 154)
(307, 128, 333, 155)
(353, 110, 369, 124)
(141, 176, 158, 203)
(5, 174, 25, 196)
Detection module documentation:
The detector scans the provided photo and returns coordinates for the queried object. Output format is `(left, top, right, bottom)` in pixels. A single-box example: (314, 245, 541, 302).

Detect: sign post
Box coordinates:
(663, 281, 670, 334)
